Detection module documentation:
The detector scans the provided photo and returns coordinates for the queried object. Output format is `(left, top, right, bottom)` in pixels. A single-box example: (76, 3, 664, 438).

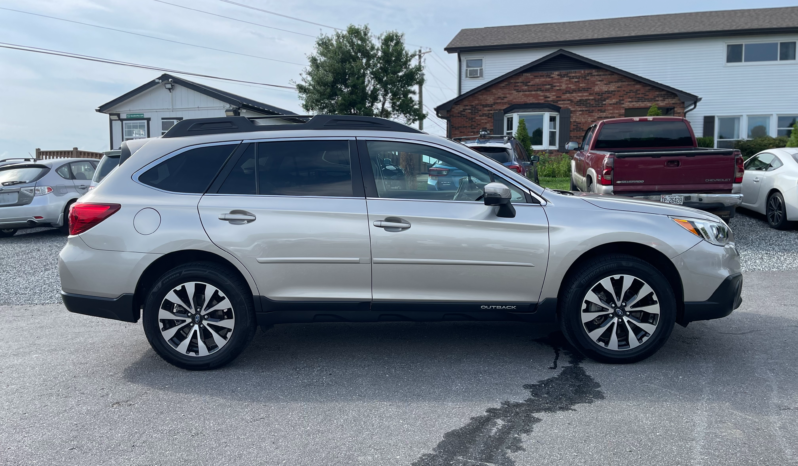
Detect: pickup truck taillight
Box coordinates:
(506, 164, 524, 174)
(428, 168, 449, 178)
(69, 203, 121, 235)
(599, 155, 614, 186)
(734, 152, 744, 183)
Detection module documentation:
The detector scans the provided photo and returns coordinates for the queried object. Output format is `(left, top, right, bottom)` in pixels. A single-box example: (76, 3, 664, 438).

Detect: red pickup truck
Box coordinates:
(569, 117, 744, 219)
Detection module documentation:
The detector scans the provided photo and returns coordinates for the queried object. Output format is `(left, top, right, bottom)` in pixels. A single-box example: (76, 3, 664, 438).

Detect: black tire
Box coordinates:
(559, 254, 676, 364)
(142, 261, 256, 370)
(0, 228, 17, 238)
(570, 176, 578, 191)
(766, 192, 789, 230)
(59, 200, 75, 235)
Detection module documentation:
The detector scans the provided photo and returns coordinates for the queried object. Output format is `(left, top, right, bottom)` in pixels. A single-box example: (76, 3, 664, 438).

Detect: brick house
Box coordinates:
(437, 50, 695, 150)
(435, 7, 798, 150)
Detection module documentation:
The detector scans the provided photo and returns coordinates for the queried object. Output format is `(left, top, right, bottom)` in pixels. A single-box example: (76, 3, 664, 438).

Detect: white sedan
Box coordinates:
(740, 147, 798, 229)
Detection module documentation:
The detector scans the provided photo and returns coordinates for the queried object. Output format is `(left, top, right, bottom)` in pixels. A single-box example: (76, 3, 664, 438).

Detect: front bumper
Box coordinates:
(62, 291, 138, 323)
(680, 273, 743, 325)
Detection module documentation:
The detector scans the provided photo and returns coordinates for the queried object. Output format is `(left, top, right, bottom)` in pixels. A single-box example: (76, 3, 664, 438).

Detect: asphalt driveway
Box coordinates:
(1, 271, 796, 465)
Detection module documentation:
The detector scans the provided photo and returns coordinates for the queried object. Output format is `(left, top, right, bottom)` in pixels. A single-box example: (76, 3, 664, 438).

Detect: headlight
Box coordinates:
(671, 217, 733, 246)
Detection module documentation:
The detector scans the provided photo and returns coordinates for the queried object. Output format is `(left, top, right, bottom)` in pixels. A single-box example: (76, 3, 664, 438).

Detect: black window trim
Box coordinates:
(132, 141, 242, 195)
(356, 136, 539, 205)
(206, 137, 365, 199)
(55, 163, 74, 180)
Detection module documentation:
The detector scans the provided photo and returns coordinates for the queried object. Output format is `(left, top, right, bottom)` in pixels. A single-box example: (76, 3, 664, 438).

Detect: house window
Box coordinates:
(123, 120, 147, 141)
(747, 116, 771, 139)
(624, 108, 675, 117)
(161, 119, 180, 135)
(716, 117, 740, 149)
(777, 116, 798, 137)
(505, 112, 559, 149)
(727, 42, 797, 63)
(465, 59, 483, 78)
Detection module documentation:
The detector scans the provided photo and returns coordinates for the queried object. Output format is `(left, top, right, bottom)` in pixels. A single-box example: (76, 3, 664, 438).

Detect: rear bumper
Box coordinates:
(62, 291, 138, 323)
(0, 195, 68, 229)
(679, 273, 743, 325)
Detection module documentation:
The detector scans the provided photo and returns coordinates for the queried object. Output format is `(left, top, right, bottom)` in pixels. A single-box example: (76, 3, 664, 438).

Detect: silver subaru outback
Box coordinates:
(58, 115, 742, 370)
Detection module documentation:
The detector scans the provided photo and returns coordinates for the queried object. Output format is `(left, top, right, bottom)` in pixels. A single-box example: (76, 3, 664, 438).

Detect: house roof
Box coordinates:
(434, 50, 700, 117)
(445, 7, 798, 52)
(96, 73, 296, 116)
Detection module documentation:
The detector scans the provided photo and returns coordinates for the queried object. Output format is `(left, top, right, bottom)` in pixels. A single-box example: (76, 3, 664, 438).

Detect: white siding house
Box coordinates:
(97, 74, 296, 149)
(442, 7, 798, 147)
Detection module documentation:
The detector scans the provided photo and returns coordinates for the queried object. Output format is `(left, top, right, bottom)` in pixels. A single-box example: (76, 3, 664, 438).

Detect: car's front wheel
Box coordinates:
(559, 254, 676, 363)
(142, 262, 256, 370)
(0, 228, 17, 238)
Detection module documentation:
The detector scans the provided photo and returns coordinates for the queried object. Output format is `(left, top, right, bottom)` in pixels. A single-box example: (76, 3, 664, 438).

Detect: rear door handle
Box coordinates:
(373, 218, 411, 231)
(219, 211, 256, 224)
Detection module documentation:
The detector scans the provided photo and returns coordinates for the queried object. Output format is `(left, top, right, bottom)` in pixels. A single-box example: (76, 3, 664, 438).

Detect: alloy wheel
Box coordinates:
(580, 274, 660, 351)
(767, 195, 784, 226)
(158, 281, 235, 357)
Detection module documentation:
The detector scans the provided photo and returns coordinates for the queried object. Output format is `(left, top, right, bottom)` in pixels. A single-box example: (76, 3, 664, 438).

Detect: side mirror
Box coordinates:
(529, 155, 540, 163)
(483, 182, 516, 218)
(565, 141, 579, 151)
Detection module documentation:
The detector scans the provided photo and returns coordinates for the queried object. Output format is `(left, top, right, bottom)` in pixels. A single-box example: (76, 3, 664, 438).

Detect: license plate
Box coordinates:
(0, 192, 18, 205)
(660, 195, 684, 205)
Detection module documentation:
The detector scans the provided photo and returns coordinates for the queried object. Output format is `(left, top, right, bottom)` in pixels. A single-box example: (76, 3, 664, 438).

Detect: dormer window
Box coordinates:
(465, 59, 483, 78)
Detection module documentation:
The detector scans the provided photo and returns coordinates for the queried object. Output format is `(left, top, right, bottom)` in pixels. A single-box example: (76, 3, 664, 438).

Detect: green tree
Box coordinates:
(647, 104, 663, 116)
(515, 118, 532, 153)
(295, 25, 424, 124)
(788, 122, 798, 148)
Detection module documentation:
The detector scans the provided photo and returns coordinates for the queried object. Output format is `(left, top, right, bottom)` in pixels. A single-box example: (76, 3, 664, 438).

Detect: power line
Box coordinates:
(425, 67, 455, 92)
(0, 6, 306, 66)
(219, 0, 343, 31)
(422, 104, 447, 132)
(429, 50, 456, 76)
(153, 0, 317, 38)
(0, 42, 297, 90)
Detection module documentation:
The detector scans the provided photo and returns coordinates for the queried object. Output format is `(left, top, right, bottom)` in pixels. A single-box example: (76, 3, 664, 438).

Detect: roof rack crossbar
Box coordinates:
(162, 115, 422, 139)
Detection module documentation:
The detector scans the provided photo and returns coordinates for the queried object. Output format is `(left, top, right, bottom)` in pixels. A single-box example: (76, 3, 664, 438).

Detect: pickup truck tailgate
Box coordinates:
(613, 150, 736, 193)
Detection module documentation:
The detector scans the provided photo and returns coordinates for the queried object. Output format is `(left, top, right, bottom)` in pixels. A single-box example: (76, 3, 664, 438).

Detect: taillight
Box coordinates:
(429, 168, 449, 177)
(599, 155, 614, 186)
(68, 203, 121, 236)
(507, 164, 523, 174)
(734, 152, 744, 183)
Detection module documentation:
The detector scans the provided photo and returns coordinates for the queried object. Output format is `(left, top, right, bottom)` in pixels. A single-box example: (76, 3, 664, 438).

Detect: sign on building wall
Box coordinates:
(126, 113, 145, 119)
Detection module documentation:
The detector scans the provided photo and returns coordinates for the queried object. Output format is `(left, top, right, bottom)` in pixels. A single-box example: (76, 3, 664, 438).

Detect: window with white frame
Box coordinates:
(726, 42, 797, 63)
(747, 116, 771, 139)
(161, 119, 180, 135)
(716, 117, 740, 149)
(465, 59, 483, 78)
(123, 120, 147, 141)
(778, 115, 798, 137)
(505, 112, 559, 149)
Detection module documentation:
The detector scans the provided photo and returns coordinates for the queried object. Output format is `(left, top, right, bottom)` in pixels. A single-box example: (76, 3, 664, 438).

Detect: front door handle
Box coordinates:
(753, 178, 760, 183)
(373, 217, 411, 232)
(219, 211, 256, 224)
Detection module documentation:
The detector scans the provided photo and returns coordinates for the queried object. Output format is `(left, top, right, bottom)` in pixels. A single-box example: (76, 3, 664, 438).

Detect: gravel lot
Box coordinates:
(1, 208, 795, 306)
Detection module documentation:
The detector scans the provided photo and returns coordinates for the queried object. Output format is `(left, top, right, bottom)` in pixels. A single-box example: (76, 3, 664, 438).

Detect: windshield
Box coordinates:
(93, 155, 120, 183)
(0, 166, 47, 186)
(469, 147, 512, 164)
(595, 121, 694, 149)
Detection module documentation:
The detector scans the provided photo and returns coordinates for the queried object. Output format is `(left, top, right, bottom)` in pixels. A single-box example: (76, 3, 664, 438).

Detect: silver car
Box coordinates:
(739, 147, 798, 229)
(0, 158, 97, 237)
(58, 115, 742, 370)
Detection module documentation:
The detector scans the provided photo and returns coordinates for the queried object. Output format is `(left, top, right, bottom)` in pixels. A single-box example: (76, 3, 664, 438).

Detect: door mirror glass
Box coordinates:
(565, 141, 579, 151)
(529, 155, 540, 163)
(483, 182, 516, 218)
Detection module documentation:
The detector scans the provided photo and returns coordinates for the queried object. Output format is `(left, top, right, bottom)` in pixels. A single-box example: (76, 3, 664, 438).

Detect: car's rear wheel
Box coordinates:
(59, 200, 75, 235)
(766, 192, 789, 230)
(0, 228, 17, 238)
(142, 262, 256, 370)
(570, 176, 577, 191)
(559, 254, 676, 364)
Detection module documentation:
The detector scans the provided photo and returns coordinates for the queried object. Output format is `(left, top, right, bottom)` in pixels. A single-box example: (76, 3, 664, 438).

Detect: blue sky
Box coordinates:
(0, 0, 796, 156)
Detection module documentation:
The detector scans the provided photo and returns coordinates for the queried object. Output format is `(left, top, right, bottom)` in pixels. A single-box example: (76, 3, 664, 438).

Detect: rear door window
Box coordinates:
(218, 144, 257, 195)
(70, 161, 96, 181)
(139, 144, 237, 193)
(256, 140, 354, 197)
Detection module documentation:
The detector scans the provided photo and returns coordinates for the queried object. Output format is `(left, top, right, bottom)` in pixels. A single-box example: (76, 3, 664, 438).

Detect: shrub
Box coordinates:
(647, 105, 663, 116)
(734, 136, 788, 159)
(515, 119, 532, 154)
(696, 137, 714, 148)
(535, 152, 571, 178)
(788, 123, 798, 148)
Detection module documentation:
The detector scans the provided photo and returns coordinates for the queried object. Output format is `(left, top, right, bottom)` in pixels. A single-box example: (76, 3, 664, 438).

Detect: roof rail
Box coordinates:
(453, 134, 512, 143)
(162, 115, 422, 139)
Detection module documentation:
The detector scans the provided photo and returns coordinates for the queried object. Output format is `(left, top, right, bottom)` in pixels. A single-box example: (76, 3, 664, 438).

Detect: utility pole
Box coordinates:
(418, 48, 431, 131)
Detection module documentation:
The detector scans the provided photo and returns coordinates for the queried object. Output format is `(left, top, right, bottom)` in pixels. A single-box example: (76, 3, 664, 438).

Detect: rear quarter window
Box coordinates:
(138, 144, 237, 193)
